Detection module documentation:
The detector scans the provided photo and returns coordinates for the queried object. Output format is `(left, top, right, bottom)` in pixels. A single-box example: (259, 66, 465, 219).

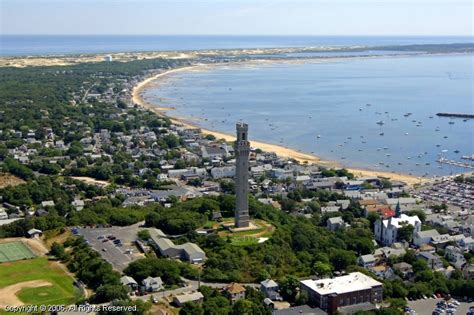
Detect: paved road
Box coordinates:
(131, 279, 259, 302)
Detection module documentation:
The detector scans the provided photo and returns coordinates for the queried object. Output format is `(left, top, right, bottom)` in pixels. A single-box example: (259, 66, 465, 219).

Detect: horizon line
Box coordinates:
(2, 34, 473, 37)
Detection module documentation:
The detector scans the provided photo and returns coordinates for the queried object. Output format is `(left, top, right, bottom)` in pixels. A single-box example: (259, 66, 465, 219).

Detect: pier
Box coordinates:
(437, 157, 474, 169)
(436, 113, 474, 119)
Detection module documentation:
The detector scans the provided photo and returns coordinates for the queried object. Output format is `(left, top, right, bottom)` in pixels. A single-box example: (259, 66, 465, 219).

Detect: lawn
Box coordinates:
(0, 257, 78, 306)
(216, 219, 276, 246)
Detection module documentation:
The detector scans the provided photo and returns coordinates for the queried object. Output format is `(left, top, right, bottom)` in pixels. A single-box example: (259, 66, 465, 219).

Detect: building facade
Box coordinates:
(374, 214, 421, 245)
(300, 272, 383, 315)
(234, 123, 250, 228)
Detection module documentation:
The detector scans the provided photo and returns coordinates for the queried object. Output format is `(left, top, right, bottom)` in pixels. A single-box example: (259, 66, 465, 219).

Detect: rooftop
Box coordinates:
(300, 272, 382, 296)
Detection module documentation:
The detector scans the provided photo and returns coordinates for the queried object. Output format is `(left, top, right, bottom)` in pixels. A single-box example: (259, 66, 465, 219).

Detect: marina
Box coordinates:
(144, 54, 473, 177)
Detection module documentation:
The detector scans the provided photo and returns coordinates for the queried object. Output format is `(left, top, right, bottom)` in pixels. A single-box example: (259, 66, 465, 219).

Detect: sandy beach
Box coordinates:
(132, 65, 426, 186)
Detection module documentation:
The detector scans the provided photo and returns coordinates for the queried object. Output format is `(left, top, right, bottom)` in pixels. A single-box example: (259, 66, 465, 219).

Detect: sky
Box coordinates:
(1, 0, 473, 36)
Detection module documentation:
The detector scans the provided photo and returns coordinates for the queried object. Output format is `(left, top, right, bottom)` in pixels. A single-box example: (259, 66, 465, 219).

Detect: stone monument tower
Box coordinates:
(234, 122, 250, 228)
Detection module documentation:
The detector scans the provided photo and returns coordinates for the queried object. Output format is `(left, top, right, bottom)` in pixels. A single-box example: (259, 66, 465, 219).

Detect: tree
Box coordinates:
(90, 284, 129, 303)
(330, 249, 356, 271)
(50, 242, 69, 260)
(137, 229, 151, 241)
(397, 224, 414, 242)
(202, 296, 231, 315)
(279, 275, 300, 303)
(231, 300, 253, 315)
(180, 302, 204, 315)
(313, 261, 332, 277)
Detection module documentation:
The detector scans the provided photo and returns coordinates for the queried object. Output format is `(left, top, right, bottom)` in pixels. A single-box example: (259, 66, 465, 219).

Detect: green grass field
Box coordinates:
(216, 219, 276, 246)
(0, 257, 78, 306)
(0, 242, 36, 263)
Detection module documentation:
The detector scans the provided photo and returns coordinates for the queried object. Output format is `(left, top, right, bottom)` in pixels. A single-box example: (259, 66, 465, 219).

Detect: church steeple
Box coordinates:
(395, 201, 401, 218)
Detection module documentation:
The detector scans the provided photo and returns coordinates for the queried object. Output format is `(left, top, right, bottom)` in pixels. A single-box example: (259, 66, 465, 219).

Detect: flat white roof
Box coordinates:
(301, 272, 382, 296)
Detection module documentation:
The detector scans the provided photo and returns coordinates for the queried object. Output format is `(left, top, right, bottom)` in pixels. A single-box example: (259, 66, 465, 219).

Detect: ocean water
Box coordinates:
(144, 54, 474, 177)
(1, 35, 473, 56)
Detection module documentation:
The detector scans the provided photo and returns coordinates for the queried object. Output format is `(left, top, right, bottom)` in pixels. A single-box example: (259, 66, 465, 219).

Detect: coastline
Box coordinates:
(132, 63, 427, 186)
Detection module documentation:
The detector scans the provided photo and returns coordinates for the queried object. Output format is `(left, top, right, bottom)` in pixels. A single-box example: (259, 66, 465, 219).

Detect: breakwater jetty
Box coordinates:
(436, 113, 474, 119)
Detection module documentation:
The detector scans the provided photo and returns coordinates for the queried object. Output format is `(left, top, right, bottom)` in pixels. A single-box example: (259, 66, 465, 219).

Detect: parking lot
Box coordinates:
(74, 222, 146, 272)
(413, 177, 474, 210)
(408, 298, 473, 315)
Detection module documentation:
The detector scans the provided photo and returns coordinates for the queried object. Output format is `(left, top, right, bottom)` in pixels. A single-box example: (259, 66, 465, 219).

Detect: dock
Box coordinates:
(437, 157, 474, 169)
(436, 113, 474, 119)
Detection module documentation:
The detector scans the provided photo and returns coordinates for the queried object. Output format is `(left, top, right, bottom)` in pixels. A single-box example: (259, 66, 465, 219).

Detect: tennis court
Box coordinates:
(0, 241, 36, 263)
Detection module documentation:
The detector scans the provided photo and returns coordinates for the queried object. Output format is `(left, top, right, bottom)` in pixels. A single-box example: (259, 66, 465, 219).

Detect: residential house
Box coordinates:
(142, 276, 163, 292)
(201, 145, 230, 159)
(223, 283, 246, 303)
(393, 262, 414, 279)
(0, 208, 8, 220)
(462, 264, 474, 279)
(327, 217, 345, 231)
(120, 276, 138, 290)
(71, 199, 85, 211)
(413, 229, 440, 247)
(41, 200, 55, 208)
(321, 206, 340, 214)
(260, 279, 282, 301)
(173, 292, 204, 307)
(445, 246, 466, 269)
(370, 265, 394, 279)
(417, 252, 444, 271)
(357, 254, 376, 269)
(27, 228, 42, 238)
(211, 166, 235, 179)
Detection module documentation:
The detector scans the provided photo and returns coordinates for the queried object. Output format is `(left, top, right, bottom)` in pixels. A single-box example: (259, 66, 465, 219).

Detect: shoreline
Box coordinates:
(132, 63, 427, 186)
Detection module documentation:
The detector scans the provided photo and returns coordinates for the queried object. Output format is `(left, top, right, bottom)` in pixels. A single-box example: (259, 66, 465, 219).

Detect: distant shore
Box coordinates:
(132, 63, 427, 186)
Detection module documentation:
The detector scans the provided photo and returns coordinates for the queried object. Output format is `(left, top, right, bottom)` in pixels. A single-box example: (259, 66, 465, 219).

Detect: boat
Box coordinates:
(441, 149, 448, 153)
(379, 132, 384, 136)
(317, 135, 321, 138)
(405, 132, 409, 135)
(376, 120, 385, 125)
(454, 150, 460, 154)
(449, 121, 455, 125)
(383, 146, 389, 150)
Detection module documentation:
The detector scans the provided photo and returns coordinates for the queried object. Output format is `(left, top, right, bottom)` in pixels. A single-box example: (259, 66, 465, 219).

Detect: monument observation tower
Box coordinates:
(234, 122, 250, 228)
